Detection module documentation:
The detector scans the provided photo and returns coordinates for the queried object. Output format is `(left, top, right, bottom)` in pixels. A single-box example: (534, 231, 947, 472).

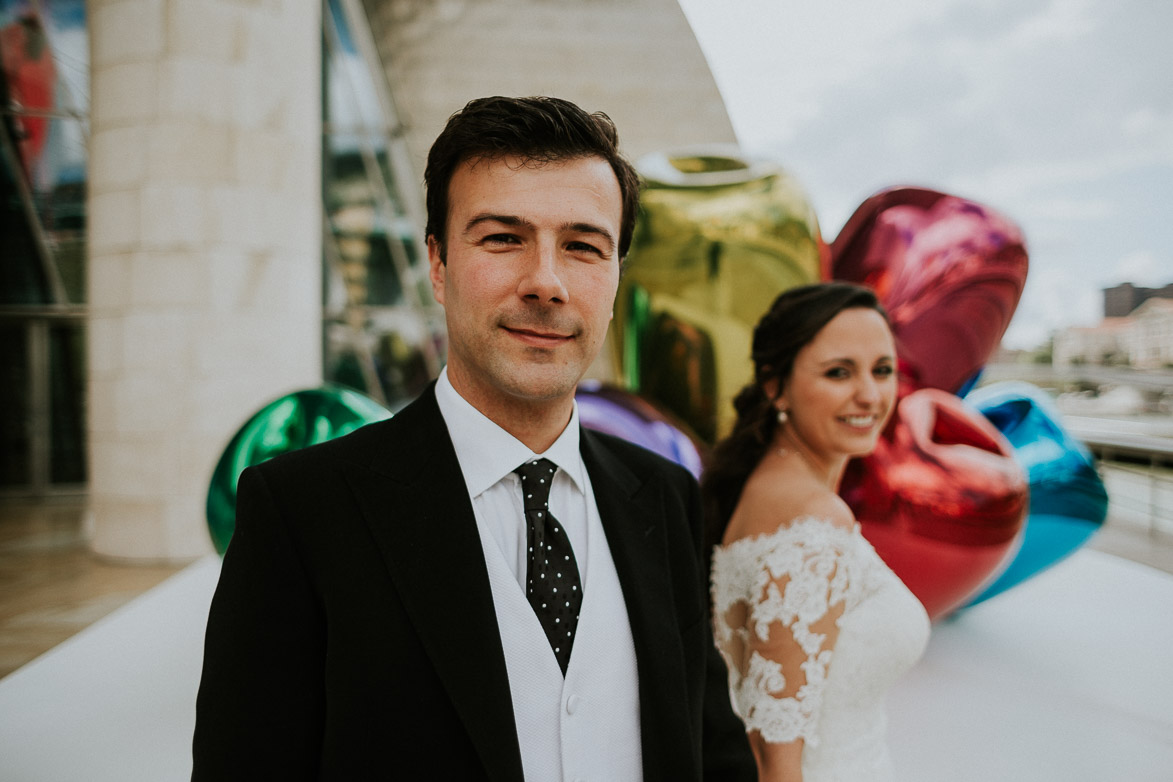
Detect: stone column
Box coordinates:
(87, 0, 322, 561)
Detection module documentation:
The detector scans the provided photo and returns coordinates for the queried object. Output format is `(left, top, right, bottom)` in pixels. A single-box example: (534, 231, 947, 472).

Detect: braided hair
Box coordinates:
(700, 282, 888, 557)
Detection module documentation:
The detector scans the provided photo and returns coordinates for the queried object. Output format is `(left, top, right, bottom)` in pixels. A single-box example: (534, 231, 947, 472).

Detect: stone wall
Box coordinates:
(86, 0, 322, 560)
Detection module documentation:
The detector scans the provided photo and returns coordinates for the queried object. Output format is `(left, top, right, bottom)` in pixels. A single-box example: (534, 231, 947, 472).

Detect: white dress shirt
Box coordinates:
(434, 368, 643, 781)
(435, 367, 591, 592)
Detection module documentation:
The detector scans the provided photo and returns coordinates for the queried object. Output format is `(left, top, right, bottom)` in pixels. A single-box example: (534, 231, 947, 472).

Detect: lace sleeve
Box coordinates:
(711, 517, 862, 746)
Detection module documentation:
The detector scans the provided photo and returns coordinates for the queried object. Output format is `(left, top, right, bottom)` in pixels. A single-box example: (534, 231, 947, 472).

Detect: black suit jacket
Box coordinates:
(192, 384, 753, 780)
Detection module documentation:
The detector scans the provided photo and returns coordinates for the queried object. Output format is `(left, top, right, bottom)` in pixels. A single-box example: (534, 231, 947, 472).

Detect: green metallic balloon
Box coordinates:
(614, 147, 825, 442)
(206, 386, 392, 554)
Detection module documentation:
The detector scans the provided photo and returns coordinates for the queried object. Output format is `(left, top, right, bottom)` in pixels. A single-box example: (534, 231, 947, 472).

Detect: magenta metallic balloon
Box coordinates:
(839, 388, 1029, 620)
(576, 382, 704, 478)
(831, 187, 1028, 395)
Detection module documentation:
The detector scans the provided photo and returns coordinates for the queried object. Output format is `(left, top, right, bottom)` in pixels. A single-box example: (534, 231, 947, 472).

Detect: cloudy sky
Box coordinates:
(677, 0, 1172, 349)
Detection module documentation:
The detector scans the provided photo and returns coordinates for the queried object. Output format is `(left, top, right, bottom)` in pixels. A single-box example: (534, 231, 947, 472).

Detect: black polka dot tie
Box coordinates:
(514, 458, 582, 675)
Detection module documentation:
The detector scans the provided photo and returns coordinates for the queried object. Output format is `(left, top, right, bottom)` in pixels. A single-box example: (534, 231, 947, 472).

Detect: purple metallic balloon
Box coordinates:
(576, 382, 704, 477)
(831, 187, 1029, 395)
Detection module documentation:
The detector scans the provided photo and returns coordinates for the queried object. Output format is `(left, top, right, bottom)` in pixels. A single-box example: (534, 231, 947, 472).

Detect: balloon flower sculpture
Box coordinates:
(613, 159, 1106, 620)
(207, 152, 1107, 621)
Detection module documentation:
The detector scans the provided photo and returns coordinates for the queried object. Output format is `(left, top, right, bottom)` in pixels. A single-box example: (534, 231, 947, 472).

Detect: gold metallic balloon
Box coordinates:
(614, 147, 825, 442)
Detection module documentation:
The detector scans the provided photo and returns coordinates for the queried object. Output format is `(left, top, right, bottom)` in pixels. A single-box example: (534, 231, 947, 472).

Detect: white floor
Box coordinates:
(889, 550, 1173, 781)
(1, 550, 1170, 781)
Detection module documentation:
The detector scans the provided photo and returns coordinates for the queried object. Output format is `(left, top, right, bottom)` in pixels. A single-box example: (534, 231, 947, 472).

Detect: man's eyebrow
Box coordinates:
(564, 222, 615, 252)
(462, 215, 616, 252)
(463, 213, 533, 234)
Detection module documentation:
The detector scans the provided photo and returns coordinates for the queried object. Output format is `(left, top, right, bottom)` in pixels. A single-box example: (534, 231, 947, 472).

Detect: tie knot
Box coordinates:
(514, 458, 557, 510)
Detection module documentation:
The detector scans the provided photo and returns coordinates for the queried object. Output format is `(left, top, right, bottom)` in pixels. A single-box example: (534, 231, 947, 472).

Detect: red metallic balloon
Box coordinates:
(840, 389, 1028, 620)
(831, 187, 1029, 394)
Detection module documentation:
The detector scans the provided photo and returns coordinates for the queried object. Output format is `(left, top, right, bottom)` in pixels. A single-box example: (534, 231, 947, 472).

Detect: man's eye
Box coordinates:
(567, 241, 603, 256)
(484, 234, 520, 245)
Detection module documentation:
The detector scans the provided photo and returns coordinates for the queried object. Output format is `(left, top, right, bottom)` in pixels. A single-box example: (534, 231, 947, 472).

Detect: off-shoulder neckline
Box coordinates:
(714, 515, 860, 557)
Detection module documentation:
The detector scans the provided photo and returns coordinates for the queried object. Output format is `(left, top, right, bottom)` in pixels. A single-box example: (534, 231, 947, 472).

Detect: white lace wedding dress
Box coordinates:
(711, 516, 931, 781)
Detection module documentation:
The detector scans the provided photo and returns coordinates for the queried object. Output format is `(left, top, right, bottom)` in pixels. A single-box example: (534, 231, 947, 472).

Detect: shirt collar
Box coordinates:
(434, 367, 586, 498)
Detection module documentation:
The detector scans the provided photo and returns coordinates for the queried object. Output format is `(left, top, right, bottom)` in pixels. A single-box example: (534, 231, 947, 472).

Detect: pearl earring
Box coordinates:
(777, 408, 788, 425)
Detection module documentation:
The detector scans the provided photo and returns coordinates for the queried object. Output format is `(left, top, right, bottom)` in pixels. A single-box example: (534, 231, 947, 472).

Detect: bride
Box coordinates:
(701, 282, 930, 781)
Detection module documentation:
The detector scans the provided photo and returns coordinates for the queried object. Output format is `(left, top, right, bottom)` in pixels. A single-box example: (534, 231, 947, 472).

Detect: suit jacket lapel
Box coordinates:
(581, 430, 694, 778)
(344, 387, 524, 782)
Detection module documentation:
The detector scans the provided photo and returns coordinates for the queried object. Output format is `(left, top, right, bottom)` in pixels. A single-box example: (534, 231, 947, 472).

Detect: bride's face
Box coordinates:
(778, 307, 897, 461)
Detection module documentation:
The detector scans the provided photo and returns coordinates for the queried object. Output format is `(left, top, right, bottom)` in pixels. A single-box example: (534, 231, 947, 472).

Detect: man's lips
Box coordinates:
(503, 325, 575, 346)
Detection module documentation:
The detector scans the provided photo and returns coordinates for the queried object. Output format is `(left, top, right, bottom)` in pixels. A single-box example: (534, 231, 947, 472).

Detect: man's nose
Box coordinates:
(518, 242, 568, 302)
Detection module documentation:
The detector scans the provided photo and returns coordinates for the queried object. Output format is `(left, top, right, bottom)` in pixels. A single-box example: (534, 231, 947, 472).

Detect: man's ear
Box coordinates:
(427, 236, 446, 305)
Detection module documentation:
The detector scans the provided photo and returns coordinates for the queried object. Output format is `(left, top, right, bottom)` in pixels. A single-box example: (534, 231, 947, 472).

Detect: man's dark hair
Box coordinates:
(424, 95, 641, 262)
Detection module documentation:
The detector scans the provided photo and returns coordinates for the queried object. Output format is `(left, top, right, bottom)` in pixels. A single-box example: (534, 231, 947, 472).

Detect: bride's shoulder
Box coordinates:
(723, 475, 855, 547)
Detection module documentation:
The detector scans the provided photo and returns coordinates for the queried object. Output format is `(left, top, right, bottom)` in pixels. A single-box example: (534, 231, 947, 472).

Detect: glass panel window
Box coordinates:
(1, 0, 88, 307)
(30, 114, 86, 301)
(0, 0, 88, 495)
(48, 321, 83, 484)
(321, 0, 442, 410)
(0, 321, 30, 487)
(0, 128, 49, 304)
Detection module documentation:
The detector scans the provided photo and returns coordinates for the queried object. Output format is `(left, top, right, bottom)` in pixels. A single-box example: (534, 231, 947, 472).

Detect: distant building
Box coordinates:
(1053, 318, 1133, 367)
(1054, 294, 1173, 368)
(1128, 298, 1173, 369)
(1103, 282, 1173, 318)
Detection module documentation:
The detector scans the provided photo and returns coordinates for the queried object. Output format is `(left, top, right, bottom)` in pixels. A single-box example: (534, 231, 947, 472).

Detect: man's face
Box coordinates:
(428, 155, 623, 416)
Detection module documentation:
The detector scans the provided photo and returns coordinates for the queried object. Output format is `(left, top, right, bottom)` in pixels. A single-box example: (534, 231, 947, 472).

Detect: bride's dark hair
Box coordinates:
(700, 282, 889, 557)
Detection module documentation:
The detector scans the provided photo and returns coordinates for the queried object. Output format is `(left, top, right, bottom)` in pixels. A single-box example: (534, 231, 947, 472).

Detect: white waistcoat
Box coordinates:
(478, 485, 643, 782)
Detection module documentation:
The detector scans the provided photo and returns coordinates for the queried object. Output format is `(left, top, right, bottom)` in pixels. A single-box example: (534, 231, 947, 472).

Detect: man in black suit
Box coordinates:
(193, 96, 754, 780)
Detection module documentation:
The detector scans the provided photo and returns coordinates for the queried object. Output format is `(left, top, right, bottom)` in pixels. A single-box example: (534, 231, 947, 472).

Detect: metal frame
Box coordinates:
(1085, 436, 1173, 537)
(0, 1, 89, 498)
(0, 312, 86, 499)
(320, 0, 443, 405)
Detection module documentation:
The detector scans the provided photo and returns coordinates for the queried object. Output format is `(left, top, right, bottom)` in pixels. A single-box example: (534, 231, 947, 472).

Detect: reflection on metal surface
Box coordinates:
(321, 0, 443, 409)
(962, 381, 1108, 607)
(831, 187, 1028, 396)
(615, 145, 824, 442)
(576, 381, 704, 478)
(839, 388, 1029, 620)
(205, 386, 392, 554)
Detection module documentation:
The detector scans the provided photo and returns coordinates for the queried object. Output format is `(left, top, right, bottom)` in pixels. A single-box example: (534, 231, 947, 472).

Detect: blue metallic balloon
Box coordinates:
(206, 386, 392, 554)
(963, 381, 1108, 605)
(956, 369, 983, 399)
(576, 382, 704, 478)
